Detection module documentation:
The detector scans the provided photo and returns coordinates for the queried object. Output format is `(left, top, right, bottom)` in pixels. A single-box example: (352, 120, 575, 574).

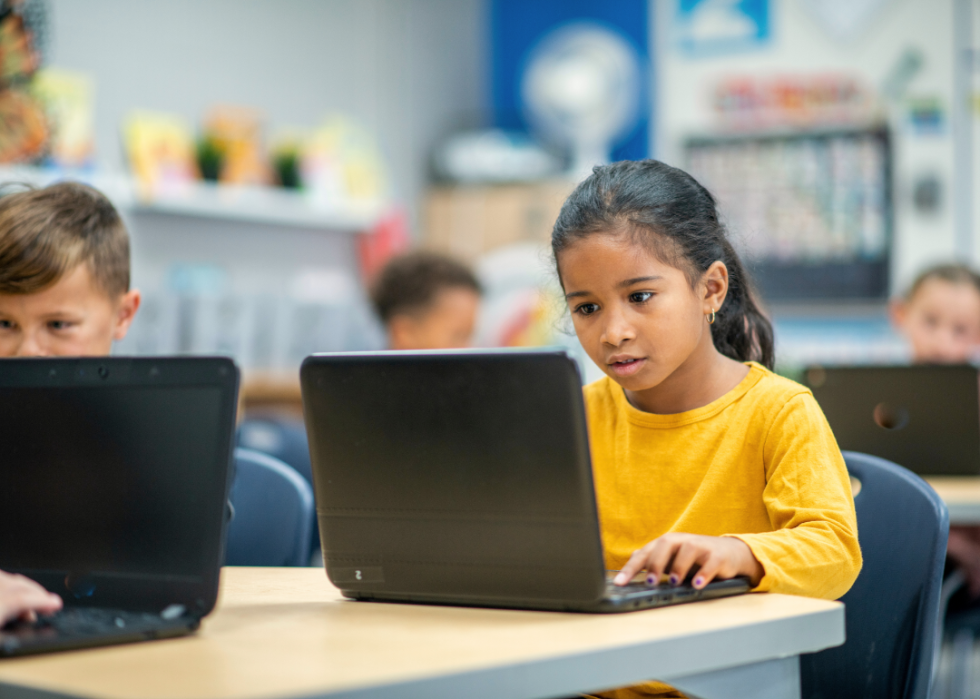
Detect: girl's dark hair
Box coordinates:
(552, 159, 774, 369)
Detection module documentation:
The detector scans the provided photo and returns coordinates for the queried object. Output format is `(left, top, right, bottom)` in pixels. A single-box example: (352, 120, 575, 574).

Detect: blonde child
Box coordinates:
(891, 264, 980, 599)
(890, 264, 980, 364)
(553, 160, 861, 699)
(0, 180, 139, 622)
(371, 251, 481, 350)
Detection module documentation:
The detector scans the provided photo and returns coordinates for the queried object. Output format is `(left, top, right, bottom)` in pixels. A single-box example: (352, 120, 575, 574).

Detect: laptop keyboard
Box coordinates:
(604, 579, 679, 597)
(606, 579, 660, 593)
(0, 607, 187, 654)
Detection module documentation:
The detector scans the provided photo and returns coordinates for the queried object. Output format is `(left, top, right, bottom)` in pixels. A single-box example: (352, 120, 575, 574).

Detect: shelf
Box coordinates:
(240, 371, 303, 418)
(0, 165, 385, 232)
(130, 183, 382, 230)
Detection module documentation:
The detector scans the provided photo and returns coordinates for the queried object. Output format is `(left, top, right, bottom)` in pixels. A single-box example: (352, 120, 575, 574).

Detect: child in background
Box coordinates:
(554, 161, 861, 699)
(0, 182, 141, 357)
(0, 181, 138, 622)
(890, 263, 980, 363)
(371, 251, 481, 350)
(891, 264, 980, 600)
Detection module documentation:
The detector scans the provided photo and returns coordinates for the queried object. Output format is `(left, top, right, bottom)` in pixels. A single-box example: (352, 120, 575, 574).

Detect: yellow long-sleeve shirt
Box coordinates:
(582, 363, 862, 699)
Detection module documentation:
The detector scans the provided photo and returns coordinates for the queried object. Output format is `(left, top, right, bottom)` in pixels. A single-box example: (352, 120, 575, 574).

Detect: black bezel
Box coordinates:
(0, 356, 239, 619)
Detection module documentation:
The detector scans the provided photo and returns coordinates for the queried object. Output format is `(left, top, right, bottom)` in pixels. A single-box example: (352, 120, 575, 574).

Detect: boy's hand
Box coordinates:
(612, 533, 764, 590)
(0, 569, 62, 626)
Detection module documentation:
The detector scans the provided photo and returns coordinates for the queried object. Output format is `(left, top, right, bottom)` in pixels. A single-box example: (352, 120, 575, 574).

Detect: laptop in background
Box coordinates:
(805, 364, 980, 477)
(300, 349, 749, 613)
(0, 357, 239, 656)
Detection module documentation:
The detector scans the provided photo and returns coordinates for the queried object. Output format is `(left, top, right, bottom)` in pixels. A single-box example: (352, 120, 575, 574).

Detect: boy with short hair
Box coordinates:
(0, 181, 140, 356)
(371, 251, 481, 350)
(0, 181, 138, 621)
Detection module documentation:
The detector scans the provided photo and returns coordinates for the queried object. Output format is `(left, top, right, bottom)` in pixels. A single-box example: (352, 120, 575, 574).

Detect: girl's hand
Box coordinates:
(612, 533, 764, 590)
(0, 569, 62, 626)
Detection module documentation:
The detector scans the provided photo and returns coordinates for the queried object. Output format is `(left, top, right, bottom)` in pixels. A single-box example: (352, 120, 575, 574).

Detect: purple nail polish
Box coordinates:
(694, 576, 705, 588)
(646, 574, 656, 586)
(669, 574, 680, 586)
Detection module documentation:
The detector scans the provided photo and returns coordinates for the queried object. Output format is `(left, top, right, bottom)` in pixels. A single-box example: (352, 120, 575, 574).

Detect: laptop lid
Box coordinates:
(300, 349, 607, 607)
(806, 364, 980, 476)
(0, 357, 239, 617)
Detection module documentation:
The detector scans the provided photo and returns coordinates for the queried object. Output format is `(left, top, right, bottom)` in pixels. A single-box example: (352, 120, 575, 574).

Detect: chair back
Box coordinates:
(237, 417, 319, 558)
(238, 417, 313, 485)
(225, 448, 314, 567)
(801, 451, 949, 699)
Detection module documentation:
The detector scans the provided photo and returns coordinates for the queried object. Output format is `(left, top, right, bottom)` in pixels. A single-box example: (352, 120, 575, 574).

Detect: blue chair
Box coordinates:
(237, 417, 313, 485)
(800, 451, 949, 699)
(237, 416, 320, 561)
(225, 448, 314, 567)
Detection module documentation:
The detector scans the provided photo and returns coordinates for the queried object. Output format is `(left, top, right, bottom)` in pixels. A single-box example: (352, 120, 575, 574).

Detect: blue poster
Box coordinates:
(490, 0, 650, 161)
(675, 0, 771, 57)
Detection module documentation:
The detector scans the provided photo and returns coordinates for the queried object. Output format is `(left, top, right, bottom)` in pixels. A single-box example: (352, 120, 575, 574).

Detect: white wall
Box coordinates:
(40, 0, 487, 365)
(655, 0, 963, 295)
(46, 0, 487, 231)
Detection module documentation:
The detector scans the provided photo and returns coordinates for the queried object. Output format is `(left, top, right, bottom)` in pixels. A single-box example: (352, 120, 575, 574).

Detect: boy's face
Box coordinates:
(388, 286, 480, 351)
(891, 278, 980, 364)
(0, 264, 141, 357)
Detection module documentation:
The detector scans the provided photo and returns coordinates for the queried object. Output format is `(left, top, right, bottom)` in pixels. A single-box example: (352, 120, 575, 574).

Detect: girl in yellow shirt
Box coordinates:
(553, 160, 862, 698)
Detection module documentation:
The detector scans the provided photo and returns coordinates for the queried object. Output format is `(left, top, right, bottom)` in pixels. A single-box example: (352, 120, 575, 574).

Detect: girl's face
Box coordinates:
(559, 234, 718, 393)
(891, 278, 980, 363)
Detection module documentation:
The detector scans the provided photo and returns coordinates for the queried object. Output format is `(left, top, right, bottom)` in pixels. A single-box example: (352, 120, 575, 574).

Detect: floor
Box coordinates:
(935, 633, 980, 699)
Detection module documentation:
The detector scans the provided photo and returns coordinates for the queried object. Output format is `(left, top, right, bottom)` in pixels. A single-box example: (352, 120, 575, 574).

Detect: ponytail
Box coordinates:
(710, 237, 774, 369)
(552, 159, 775, 369)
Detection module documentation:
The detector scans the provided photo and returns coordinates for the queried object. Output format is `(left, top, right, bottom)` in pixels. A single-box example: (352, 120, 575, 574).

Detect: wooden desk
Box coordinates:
(0, 568, 844, 699)
(240, 372, 303, 419)
(927, 477, 980, 524)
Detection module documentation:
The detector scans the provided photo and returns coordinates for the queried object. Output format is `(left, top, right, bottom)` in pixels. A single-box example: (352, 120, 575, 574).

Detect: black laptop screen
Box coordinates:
(0, 385, 225, 582)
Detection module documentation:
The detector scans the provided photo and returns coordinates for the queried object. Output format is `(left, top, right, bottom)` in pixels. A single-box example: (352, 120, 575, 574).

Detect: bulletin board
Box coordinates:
(685, 127, 892, 301)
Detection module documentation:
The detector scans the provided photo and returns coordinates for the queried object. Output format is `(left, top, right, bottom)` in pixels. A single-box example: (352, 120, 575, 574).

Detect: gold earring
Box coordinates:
(707, 309, 716, 325)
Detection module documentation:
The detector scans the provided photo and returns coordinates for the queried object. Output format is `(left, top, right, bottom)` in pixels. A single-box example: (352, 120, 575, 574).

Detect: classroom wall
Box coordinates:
(42, 0, 976, 297)
(40, 0, 489, 367)
(655, 0, 965, 294)
(45, 0, 488, 231)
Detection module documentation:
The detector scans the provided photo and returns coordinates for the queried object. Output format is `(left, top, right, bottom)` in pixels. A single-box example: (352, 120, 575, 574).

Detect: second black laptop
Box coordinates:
(806, 364, 980, 476)
(300, 349, 749, 613)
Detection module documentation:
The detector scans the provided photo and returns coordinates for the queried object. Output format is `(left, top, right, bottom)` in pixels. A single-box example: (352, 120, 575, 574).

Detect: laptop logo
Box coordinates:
(873, 402, 910, 431)
(331, 567, 384, 584)
(64, 573, 97, 599)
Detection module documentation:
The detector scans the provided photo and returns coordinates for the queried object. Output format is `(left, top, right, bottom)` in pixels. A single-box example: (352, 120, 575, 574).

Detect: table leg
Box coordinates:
(668, 656, 800, 699)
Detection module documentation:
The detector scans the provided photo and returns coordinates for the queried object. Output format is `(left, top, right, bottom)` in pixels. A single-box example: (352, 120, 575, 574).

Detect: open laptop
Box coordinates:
(300, 349, 750, 613)
(805, 364, 980, 476)
(0, 356, 239, 656)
